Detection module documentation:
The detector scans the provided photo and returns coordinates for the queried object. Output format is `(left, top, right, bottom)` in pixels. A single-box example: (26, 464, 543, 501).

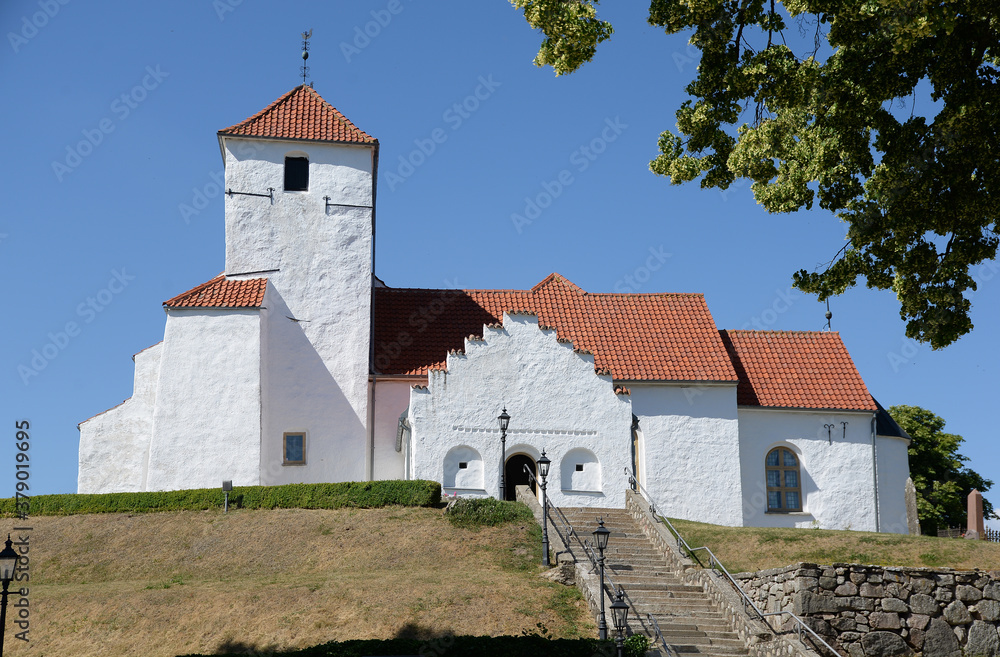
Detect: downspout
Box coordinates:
(367, 143, 380, 482)
(871, 412, 880, 532)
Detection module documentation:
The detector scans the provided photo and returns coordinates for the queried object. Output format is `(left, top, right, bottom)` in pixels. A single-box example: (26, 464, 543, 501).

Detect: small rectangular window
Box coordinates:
(458, 462, 468, 469)
(575, 464, 584, 472)
(283, 432, 306, 465)
(284, 157, 309, 191)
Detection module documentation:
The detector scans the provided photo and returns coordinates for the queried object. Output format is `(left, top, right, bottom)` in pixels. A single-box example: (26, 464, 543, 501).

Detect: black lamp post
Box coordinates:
(611, 588, 630, 657)
(0, 535, 19, 656)
(537, 450, 551, 567)
(593, 518, 611, 640)
(497, 408, 510, 500)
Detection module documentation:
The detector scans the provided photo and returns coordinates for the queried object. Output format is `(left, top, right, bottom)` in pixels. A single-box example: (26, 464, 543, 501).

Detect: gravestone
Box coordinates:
(905, 478, 920, 535)
(967, 489, 985, 540)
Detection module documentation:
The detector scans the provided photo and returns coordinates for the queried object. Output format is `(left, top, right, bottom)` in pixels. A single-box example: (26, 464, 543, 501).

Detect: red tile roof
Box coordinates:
(720, 330, 876, 411)
(218, 85, 376, 144)
(164, 275, 267, 309)
(373, 273, 738, 382)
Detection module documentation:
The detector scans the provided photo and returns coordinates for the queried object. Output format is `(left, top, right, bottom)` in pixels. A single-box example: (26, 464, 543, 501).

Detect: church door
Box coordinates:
(505, 454, 536, 501)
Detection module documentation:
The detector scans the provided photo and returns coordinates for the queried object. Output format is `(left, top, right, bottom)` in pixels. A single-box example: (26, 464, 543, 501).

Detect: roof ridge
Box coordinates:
(724, 329, 842, 336)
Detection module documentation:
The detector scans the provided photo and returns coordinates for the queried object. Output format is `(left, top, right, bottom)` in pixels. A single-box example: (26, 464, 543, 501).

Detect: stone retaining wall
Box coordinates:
(735, 563, 1000, 657)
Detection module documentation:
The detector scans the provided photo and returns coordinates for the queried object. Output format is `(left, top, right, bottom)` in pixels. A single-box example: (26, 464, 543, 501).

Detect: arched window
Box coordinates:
(765, 447, 801, 512)
(284, 155, 308, 191)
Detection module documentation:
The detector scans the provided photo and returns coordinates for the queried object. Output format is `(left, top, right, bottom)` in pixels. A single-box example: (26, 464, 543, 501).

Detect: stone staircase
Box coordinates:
(558, 507, 750, 657)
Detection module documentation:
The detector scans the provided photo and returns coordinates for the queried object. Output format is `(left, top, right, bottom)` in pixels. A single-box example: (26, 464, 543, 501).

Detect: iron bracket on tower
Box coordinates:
(226, 187, 275, 204)
(324, 196, 373, 212)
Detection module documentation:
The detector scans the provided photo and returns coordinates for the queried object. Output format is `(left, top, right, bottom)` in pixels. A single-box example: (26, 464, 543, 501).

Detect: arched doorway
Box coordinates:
(505, 454, 536, 501)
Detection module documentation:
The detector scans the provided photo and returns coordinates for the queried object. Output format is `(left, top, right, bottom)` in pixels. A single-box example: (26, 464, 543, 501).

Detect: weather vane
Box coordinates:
(300, 29, 313, 85)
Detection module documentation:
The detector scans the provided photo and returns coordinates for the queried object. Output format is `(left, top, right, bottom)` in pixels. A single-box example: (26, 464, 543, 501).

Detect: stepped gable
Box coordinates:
(217, 84, 377, 144)
(163, 274, 267, 309)
(372, 273, 738, 382)
(720, 329, 876, 411)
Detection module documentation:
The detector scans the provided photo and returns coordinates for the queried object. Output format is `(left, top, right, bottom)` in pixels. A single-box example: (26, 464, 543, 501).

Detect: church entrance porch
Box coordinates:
(505, 454, 536, 501)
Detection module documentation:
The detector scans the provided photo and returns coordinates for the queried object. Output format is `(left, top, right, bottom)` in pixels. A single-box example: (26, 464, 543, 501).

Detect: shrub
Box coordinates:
(0, 480, 441, 517)
(624, 633, 650, 657)
(445, 497, 536, 529)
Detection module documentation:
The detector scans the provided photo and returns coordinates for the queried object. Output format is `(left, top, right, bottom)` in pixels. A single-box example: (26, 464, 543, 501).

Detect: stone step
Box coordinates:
(556, 506, 748, 657)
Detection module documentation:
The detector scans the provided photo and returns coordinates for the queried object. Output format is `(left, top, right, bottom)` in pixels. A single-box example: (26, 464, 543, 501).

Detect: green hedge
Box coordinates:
(0, 480, 441, 517)
(179, 635, 614, 656)
(445, 497, 536, 529)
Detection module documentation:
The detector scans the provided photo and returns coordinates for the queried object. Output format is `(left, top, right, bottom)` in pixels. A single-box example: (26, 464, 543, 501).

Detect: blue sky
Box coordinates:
(2, 1, 997, 522)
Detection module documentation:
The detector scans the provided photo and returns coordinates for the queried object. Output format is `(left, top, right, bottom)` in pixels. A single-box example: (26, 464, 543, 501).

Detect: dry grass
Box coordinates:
(669, 518, 1000, 574)
(8, 506, 593, 657)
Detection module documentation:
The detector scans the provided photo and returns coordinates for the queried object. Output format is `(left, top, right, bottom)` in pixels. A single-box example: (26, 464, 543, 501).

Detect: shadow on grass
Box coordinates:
(394, 622, 454, 640)
(214, 639, 280, 655)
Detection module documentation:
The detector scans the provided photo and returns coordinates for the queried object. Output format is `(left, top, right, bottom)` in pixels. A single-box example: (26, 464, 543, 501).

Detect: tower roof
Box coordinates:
(217, 85, 377, 144)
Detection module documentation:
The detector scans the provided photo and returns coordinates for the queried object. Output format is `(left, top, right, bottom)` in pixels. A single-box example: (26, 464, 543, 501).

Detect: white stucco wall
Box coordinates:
(221, 136, 375, 486)
(876, 435, 912, 534)
(145, 308, 262, 491)
(737, 408, 880, 531)
(371, 379, 411, 480)
(78, 342, 162, 493)
(408, 313, 633, 508)
(630, 384, 744, 526)
(258, 285, 368, 485)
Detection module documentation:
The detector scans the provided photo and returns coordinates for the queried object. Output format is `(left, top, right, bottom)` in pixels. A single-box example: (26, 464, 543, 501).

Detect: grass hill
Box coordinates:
(670, 518, 1000, 573)
(9, 506, 592, 657)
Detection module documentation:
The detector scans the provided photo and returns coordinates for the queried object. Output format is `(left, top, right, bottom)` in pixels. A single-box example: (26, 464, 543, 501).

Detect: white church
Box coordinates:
(78, 84, 913, 533)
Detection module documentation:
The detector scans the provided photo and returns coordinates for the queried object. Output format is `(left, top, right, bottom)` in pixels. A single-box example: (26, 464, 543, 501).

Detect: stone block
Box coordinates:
(984, 583, 1000, 601)
(852, 572, 867, 585)
(912, 578, 936, 595)
(922, 618, 962, 657)
(838, 596, 876, 612)
(860, 631, 911, 657)
(869, 574, 884, 584)
(861, 583, 885, 597)
(909, 628, 925, 651)
(910, 594, 939, 615)
(965, 620, 1000, 657)
(882, 598, 909, 613)
(833, 617, 859, 632)
(796, 576, 819, 592)
(909, 614, 931, 630)
(936, 574, 956, 586)
(944, 600, 972, 625)
(936, 588, 955, 603)
(977, 599, 1000, 622)
(841, 631, 863, 642)
(848, 642, 866, 657)
(954, 626, 965, 643)
(837, 581, 860, 596)
(796, 591, 840, 615)
(870, 612, 902, 629)
(820, 576, 837, 590)
(958, 584, 984, 602)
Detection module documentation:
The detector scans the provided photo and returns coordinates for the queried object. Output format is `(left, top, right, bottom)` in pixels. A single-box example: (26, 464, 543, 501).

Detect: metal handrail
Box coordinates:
(626, 469, 843, 657)
(520, 466, 671, 653)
